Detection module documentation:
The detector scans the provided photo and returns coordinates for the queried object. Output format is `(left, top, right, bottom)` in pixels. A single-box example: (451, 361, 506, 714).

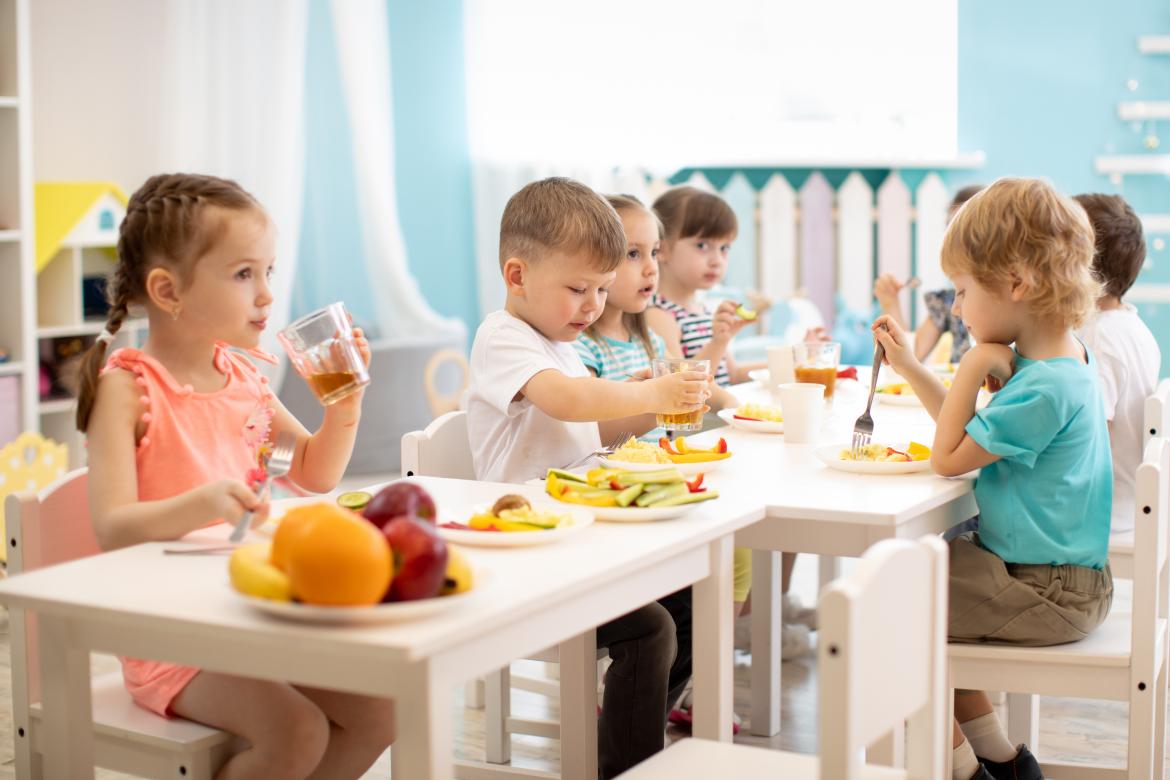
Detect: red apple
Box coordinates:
(381, 516, 448, 601)
(364, 482, 437, 527)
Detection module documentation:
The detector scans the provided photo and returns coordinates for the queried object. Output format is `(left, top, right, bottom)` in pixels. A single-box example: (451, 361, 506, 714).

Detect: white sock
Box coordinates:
(952, 738, 980, 780)
(960, 712, 1017, 762)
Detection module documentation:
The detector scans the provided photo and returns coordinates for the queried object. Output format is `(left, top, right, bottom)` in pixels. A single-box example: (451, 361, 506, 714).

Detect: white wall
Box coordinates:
(30, 0, 168, 189)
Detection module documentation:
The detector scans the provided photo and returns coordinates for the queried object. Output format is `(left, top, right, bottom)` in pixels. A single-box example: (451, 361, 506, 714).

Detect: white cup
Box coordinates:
(777, 382, 825, 443)
(766, 345, 796, 391)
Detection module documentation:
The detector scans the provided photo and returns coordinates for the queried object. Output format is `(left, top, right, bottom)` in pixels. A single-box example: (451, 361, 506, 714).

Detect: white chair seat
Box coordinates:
(950, 611, 1156, 670)
(618, 739, 908, 779)
(30, 671, 233, 752)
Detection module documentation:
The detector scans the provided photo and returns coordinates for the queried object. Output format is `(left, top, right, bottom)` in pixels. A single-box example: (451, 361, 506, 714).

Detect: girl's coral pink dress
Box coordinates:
(101, 343, 276, 716)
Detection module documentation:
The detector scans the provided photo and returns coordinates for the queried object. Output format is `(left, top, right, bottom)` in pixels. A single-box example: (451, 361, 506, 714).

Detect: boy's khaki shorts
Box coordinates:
(948, 533, 1113, 646)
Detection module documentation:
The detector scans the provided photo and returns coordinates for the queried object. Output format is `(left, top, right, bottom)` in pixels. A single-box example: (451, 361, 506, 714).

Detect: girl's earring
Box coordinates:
(171, 307, 181, 321)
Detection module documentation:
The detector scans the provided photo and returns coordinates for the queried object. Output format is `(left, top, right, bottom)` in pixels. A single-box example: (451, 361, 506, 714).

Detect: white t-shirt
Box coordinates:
(467, 310, 602, 484)
(1080, 304, 1162, 534)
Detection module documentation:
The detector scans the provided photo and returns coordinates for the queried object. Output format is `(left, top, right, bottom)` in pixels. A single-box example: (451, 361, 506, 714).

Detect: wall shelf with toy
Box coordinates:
(34, 182, 144, 467)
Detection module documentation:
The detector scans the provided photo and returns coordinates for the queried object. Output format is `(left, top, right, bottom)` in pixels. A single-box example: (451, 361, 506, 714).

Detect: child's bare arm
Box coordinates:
(872, 315, 948, 418)
(87, 371, 264, 550)
(646, 307, 684, 358)
(524, 368, 707, 422)
(913, 318, 944, 362)
(931, 344, 1013, 477)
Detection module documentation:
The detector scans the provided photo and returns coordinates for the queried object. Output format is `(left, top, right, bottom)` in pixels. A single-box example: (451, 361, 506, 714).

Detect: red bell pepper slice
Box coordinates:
(686, 474, 705, 493)
(733, 414, 764, 422)
(716, 438, 728, 454)
(659, 437, 680, 455)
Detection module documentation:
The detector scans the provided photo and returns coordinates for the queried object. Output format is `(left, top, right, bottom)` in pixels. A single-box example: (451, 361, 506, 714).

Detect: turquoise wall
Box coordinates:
(295, 0, 1170, 356)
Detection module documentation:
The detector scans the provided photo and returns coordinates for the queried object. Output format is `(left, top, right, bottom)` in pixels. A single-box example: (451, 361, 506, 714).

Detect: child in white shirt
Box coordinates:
(1075, 193, 1162, 534)
(467, 177, 710, 777)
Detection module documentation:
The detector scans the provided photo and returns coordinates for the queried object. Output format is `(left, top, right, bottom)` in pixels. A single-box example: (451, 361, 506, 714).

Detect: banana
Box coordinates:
(440, 548, 474, 595)
(229, 543, 293, 602)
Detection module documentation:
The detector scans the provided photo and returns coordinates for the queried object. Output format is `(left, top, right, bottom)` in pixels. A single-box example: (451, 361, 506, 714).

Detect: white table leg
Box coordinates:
(750, 549, 781, 737)
(485, 667, 511, 764)
(465, 678, 485, 710)
(693, 535, 735, 741)
(38, 614, 94, 779)
(1006, 692, 1039, 749)
(818, 555, 840, 594)
(392, 669, 452, 780)
(558, 631, 598, 780)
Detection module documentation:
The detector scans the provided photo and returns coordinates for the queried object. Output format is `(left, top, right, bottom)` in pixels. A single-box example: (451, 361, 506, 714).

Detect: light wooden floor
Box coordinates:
(0, 532, 1163, 777)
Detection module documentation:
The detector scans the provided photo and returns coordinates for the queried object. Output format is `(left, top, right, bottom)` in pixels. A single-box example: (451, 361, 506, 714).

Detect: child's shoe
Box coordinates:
(668, 681, 742, 735)
(783, 592, 818, 630)
(974, 745, 1043, 780)
(733, 614, 813, 660)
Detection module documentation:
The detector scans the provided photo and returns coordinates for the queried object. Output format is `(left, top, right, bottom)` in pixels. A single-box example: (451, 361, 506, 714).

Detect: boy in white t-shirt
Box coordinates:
(1075, 193, 1162, 534)
(467, 177, 711, 778)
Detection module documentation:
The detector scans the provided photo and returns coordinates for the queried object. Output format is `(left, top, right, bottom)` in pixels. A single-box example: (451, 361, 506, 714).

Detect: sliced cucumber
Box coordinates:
(650, 489, 720, 508)
(636, 482, 687, 506)
(615, 483, 645, 507)
(619, 469, 685, 485)
(547, 468, 588, 484)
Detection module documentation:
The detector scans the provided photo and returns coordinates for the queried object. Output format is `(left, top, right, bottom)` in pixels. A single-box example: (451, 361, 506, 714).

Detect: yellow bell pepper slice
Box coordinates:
(667, 452, 732, 463)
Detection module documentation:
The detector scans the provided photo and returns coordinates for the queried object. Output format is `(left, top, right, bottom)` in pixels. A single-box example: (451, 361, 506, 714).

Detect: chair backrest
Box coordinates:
(1143, 378, 1170, 445)
(0, 431, 69, 564)
(400, 410, 475, 479)
(1131, 438, 1170, 682)
(818, 535, 948, 780)
(423, 349, 469, 419)
(6, 469, 99, 718)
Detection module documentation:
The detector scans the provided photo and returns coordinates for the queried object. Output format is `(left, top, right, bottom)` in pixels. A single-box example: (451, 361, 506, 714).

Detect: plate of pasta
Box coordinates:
(717, 405, 783, 434)
(814, 442, 933, 475)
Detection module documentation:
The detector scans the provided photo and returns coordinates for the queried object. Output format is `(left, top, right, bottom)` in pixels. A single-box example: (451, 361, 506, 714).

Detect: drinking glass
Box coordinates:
(278, 302, 370, 406)
(792, 342, 842, 399)
(651, 357, 709, 432)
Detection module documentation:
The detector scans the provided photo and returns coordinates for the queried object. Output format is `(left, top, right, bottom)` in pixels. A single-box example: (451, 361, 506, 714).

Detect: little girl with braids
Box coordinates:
(77, 173, 394, 778)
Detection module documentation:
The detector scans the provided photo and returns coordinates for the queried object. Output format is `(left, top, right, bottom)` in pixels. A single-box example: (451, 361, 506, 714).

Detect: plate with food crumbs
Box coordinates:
(437, 494, 594, 547)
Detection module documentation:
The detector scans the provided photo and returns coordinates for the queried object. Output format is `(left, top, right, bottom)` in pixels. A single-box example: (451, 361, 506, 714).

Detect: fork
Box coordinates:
(852, 327, 887, 456)
(228, 431, 296, 543)
(556, 430, 633, 474)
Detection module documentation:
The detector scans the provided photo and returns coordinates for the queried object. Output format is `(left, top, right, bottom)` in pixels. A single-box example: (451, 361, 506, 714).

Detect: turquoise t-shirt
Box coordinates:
(574, 331, 666, 380)
(965, 348, 1113, 569)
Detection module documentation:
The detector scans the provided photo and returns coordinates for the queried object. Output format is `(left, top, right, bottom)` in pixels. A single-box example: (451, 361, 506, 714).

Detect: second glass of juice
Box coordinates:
(278, 302, 370, 406)
(651, 357, 710, 432)
(792, 342, 841, 399)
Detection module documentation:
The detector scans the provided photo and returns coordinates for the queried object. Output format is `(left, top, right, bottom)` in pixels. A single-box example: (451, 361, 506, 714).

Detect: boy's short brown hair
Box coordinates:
(941, 178, 1101, 330)
(653, 186, 738, 242)
(1073, 193, 1146, 300)
(499, 177, 625, 273)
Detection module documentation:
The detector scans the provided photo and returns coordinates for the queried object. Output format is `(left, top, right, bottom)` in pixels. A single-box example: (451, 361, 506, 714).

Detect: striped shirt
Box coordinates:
(574, 330, 666, 380)
(652, 294, 731, 386)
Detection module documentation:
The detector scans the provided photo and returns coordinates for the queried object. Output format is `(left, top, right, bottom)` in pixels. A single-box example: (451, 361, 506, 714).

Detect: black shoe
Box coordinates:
(970, 767, 996, 780)
(975, 744, 1044, 780)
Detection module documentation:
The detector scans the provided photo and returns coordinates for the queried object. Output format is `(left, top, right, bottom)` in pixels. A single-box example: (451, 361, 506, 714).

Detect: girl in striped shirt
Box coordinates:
(647, 186, 760, 387)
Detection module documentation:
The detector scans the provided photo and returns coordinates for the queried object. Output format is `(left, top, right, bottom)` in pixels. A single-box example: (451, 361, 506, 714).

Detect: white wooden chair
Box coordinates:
(953, 437, 1170, 779)
(402, 412, 604, 777)
(618, 535, 949, 780)
(1108, 377, 1170, 579)
(6, 469, 241, 779)
(423, 348, 470, 418)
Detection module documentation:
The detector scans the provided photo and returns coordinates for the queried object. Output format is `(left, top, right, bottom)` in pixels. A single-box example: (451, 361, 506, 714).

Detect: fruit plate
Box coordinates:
(717, 408, 783, 434)
(437, 505, 594, 548)
(232, 580, 481, 625)
(748, 368, 770, 386)
(598, 454, 727, 477)
(814, 444, 931, 475)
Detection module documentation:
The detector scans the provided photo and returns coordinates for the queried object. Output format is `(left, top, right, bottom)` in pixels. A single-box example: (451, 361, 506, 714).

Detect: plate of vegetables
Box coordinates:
(544, 467, 717, 521)
(437, 494, 593, 547)
(599, 436, 732, 476)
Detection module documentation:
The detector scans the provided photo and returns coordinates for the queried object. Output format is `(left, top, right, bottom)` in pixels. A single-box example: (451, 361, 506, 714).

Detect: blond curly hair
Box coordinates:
(941, 178, 1101, 330)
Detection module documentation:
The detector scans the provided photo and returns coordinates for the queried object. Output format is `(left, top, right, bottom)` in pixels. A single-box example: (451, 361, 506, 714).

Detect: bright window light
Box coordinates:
(464, 0, 957, 169)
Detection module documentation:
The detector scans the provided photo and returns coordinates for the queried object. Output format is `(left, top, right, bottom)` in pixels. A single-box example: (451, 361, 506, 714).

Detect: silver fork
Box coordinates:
(852, 327, 887, 456)
(228, 431, 296, 543)
(555, 430, 633, 474)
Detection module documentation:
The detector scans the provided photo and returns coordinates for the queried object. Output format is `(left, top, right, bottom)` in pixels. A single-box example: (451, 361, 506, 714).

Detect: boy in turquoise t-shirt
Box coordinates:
(873, 178, 1113, 780)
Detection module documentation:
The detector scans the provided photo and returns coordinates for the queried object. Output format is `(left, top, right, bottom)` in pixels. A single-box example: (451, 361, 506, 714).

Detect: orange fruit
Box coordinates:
(271, 504, 326, 573)
(286, 504, 392, 606)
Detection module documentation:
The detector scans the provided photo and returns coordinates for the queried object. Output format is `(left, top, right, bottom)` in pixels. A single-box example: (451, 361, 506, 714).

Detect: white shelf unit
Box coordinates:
(1118, 101, 1170, 121)
(1138, 36, 1170, 54)
(0, 0, 36, 449)
(1094, 154, 1170, 177)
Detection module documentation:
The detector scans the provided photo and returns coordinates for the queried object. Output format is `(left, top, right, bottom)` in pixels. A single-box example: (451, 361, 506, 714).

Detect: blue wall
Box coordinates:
(296, 0, 1170, 355)
(293, 0, 478, 333)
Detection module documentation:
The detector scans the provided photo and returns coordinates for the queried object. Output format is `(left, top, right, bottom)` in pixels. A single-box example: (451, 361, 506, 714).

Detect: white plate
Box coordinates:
(232, 580, 481, 625)
(814, 444, 931, 475)
(875, 390, 923, 407)
(581, 501, 702, 523)
(437, 505, 593, 547)
(748, 368, 770, 386)
(599, 454, 727, 477)
(717, 408, 783, 434)
(928, 363, 959, 376)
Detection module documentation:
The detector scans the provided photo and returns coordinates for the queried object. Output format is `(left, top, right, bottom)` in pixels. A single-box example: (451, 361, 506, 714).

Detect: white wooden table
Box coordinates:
(707, 378, 977, 738)
(0, 476, 763, 780)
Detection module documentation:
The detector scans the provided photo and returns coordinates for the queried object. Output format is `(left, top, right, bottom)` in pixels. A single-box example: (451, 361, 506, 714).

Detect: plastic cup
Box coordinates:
(278, 302, 369, 406)
(777, 382, 825, 443)
(651, 357, 709, 432)
(792, 341, 842, 399)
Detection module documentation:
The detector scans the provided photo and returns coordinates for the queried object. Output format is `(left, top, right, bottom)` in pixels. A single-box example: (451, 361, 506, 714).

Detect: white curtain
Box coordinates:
(329, 0, 465, 342)
(159, 0, 308, 381)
